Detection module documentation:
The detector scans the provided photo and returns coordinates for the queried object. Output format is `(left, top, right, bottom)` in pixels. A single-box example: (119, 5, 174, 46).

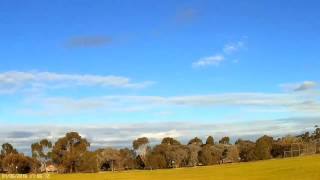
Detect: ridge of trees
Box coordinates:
(0, 126, 320, 174)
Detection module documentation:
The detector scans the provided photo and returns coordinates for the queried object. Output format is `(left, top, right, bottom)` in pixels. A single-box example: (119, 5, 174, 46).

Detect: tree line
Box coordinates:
(0, 126, 319, 174)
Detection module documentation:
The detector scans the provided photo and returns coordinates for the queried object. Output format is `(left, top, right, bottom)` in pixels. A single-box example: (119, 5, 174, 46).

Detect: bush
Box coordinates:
(236, 140, 257, 162)
(2, 153, 37, 174)
(255, 135, 273, 160)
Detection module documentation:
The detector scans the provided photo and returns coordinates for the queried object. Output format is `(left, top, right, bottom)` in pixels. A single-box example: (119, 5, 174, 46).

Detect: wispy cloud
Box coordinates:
(0, 71, 153, 94)
(192, 40, 246, 68)
(65, 36, 113, 48)
(281, 81, 317, 92)
(223, 41, 245, 54)
(192, 55, 224, 68)
(18, 88, 320, 116)
(1, 117, 318, 154)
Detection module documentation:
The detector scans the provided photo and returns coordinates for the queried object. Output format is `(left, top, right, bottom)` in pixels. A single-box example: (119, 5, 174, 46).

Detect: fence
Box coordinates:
(283, 142, 320, 158)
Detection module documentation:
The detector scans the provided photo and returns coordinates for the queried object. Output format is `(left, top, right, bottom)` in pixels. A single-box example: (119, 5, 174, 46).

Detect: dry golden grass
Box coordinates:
(9, 155, 320, 180)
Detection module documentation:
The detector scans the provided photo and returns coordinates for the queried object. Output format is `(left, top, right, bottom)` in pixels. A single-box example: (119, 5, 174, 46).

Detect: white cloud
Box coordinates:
(139, 130, 181, 140)
(223, 41, 245, 54)
(192, 55, 224, 68)
(0, 71, 153, 93)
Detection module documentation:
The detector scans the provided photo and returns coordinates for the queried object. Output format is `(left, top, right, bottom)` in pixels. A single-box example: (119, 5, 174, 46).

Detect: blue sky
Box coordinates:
(0, 0, 320, 150)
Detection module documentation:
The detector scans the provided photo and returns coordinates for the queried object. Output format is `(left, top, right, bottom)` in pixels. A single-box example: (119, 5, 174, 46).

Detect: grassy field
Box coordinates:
(8, 155, 320, 180)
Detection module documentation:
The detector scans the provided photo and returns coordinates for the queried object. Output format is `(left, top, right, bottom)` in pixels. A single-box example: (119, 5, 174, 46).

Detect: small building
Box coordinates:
(45, 165, 58, 173)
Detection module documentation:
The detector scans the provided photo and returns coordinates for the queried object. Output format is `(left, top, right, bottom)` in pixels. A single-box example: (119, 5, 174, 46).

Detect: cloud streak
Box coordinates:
(18, 90, 320, 116)
(192, 55, 224, 68)
(0, 71, 153, 93)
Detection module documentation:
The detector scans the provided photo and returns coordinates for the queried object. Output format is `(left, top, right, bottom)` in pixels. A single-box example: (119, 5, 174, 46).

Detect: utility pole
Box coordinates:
(112, 160, 114, 172)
